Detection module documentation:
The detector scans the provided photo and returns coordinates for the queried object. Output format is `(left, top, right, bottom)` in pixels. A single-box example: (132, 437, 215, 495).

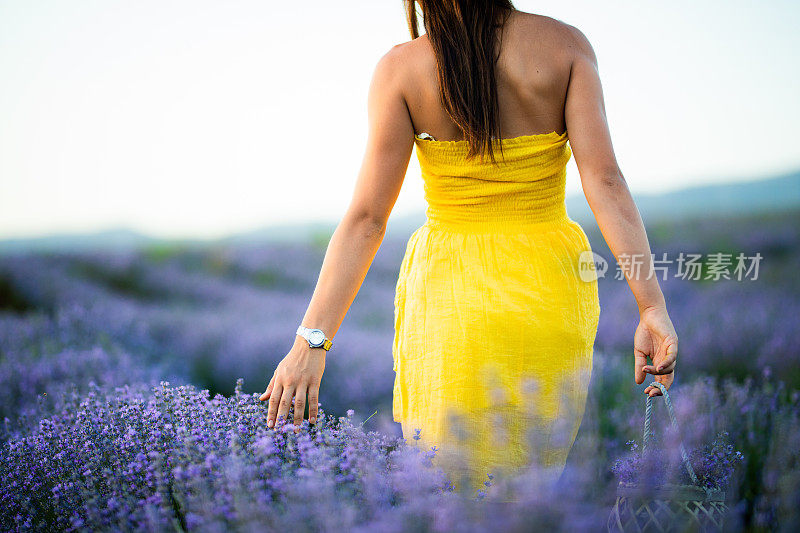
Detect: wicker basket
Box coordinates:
(607, 382, 728, 532)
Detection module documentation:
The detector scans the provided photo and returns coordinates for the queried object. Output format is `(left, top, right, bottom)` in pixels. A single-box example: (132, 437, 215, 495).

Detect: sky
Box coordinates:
(1, 0, 799, 240)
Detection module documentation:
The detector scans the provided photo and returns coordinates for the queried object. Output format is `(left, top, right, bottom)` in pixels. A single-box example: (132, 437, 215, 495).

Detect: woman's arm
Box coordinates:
(563, 24, 678, 396)
(260, 44, 416, 431)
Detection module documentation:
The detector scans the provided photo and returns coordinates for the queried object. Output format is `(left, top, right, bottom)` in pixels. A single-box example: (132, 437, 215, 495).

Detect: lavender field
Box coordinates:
(1, 208, 799, 531)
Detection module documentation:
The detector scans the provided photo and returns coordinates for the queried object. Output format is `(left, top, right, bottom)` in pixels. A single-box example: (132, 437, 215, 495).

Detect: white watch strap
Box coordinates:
(296, 325, 332, 350)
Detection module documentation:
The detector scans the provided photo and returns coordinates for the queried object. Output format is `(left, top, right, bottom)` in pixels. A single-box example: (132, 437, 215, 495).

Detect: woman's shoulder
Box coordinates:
(383, 12, 590, 62)
(510, 10, 593, 58)
(382, 33, 431, 63)
(373, 12, 593, 90)
(373, 35, 434, 82)
(512, 10, 582, 34)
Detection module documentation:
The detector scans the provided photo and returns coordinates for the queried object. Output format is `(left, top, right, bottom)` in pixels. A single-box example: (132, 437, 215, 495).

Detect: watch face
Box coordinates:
(308, 330, 325, 346)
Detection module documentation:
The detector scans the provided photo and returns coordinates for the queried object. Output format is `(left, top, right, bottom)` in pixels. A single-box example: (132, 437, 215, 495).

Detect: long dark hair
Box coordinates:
(405, 0, 515, 164)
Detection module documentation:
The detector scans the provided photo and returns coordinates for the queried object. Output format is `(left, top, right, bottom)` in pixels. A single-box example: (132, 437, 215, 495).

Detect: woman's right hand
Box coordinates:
(633, 305, 678, 397)
(259, 337, 326, 433)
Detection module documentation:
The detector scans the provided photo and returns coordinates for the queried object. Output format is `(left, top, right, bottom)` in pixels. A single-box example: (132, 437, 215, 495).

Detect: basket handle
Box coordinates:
(642, 381, 699, 486)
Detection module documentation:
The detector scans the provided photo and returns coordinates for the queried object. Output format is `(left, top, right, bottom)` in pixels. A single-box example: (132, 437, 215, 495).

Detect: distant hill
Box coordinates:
(565, 169, 800, 227)
(0, 228, 154, 254)
(1, 170, 798, 252)
(219, 221, 343, 247)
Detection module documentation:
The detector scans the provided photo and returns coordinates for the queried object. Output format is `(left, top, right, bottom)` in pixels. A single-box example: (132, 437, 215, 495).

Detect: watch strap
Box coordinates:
(296, 325, 333, 351)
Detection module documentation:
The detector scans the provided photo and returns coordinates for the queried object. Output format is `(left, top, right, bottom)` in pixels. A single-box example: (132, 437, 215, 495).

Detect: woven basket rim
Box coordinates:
(616, 481, 726, 501)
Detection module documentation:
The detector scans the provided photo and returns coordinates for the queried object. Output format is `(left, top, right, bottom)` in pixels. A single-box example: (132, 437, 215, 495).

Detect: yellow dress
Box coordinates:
(392, 129, 601, 497)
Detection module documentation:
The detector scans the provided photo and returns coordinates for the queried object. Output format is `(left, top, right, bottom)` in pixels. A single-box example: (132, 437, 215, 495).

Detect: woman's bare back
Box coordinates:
(400, 10, 575, 141)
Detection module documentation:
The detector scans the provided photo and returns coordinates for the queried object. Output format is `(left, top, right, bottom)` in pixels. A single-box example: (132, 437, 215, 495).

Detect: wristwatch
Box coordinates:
(296, 325, 333, 351)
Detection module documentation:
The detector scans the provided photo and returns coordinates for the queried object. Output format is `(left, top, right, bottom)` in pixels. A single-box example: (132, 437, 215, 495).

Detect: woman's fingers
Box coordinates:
(657, 341, 678, 372)
(259, 374, 276, 402)
(292, 384, 307, 433)
(308, 384, 320, 425)
(642, 338, 678, 375)
(634, 348, 648, 385)
(643, 384, 662, 396)
(265, 374, 318, 432)
(642, 359, 676, 375)
(644, 374, 673, 396)
(267, 382, 283, 428)
(275, 385, 295, 426)
(633, 322, 652, 385)
(658, 359, 677, 373)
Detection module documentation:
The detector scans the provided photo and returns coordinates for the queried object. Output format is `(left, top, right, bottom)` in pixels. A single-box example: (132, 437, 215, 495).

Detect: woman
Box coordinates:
(260, 1, 678, 497)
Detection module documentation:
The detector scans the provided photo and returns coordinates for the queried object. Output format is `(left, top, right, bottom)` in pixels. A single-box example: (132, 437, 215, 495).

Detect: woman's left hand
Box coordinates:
(260, 337, 326, 433)
(634, 305, 678, 397)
